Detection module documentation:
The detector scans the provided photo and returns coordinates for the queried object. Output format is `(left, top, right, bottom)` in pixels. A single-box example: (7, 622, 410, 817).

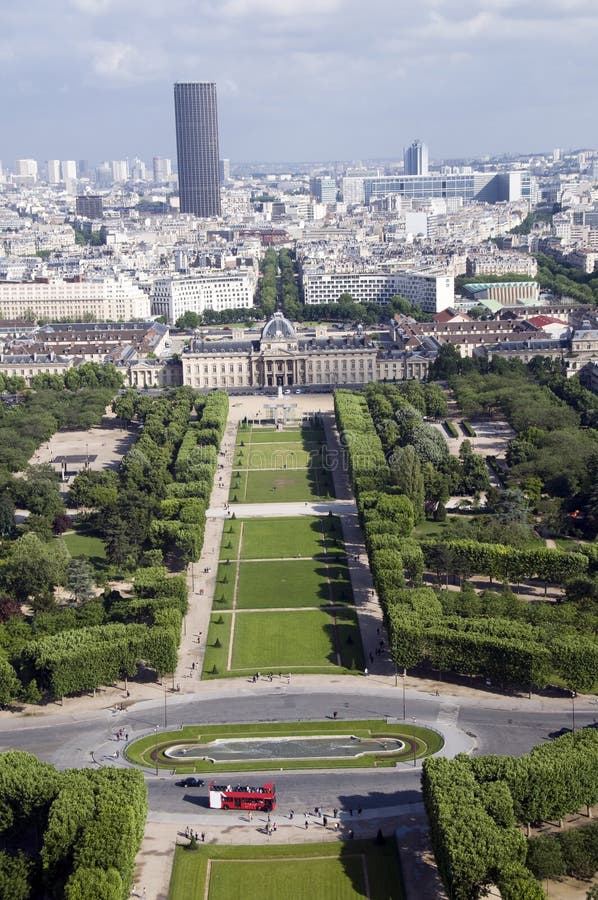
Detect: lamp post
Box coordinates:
(402, 671, 406, 721)
(154, 726, 159, 776)
(164, 683, 168, 729)
(572, 690, 576, 735)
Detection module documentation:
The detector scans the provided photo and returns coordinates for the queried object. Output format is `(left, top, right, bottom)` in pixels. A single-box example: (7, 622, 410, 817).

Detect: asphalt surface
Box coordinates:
(1, 688, 596, 818)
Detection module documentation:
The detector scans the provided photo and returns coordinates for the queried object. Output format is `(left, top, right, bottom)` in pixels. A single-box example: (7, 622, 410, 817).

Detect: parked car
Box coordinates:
(176, 776, 204, 787)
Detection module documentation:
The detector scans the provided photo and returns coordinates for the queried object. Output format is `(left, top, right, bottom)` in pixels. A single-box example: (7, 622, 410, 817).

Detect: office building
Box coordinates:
(77, 160, 89, 178)
(404, 139, 429, 176)
(111, 160, 129, 182)
(342, 176, 365, 205)
(364, 171, 523, 205)
(302, 269, 454, 314)
(15, 159, 38, 180)
(174, 81, 221, 217)
(153, 156, 172, 183)
(219, 158, 230, 183)
(61, 160, 77, 181)
(0, 277, 150, 321)
(151, 271, 255, 322)
(47, 160, 61, 184)
(76, 195, 104, 219)
(310, 176, 337, 203)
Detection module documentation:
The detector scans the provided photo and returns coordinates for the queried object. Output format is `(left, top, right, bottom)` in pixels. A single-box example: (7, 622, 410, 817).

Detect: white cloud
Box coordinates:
(85, 40, 166, 83)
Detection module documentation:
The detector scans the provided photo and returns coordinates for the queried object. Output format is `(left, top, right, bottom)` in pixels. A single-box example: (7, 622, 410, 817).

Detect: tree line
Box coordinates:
(422, 728, 598, 899)
(0, 750, 146, 899)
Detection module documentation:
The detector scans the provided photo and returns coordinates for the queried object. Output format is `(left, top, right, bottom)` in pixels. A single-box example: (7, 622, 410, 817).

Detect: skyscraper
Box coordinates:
(404, 139, 429, 176)
(174, 82, 221, 218)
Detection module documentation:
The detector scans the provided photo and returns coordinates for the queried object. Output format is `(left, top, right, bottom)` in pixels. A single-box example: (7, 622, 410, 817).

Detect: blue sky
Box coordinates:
(2, 0, 597, 166)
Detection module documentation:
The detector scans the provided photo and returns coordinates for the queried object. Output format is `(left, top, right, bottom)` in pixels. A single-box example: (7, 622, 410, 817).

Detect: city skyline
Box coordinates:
(2, 1, 598, 164)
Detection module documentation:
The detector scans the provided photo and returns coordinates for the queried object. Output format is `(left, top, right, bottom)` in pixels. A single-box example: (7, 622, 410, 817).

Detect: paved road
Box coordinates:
(1, 686, 596, 817)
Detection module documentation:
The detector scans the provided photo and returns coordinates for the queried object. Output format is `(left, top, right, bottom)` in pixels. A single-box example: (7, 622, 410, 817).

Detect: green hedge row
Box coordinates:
(423, 729, 598, 900)
(0, 751, 146, 900)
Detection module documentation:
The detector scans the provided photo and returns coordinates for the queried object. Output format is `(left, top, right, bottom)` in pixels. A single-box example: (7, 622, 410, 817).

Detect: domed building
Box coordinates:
(180, 311, 385, 390)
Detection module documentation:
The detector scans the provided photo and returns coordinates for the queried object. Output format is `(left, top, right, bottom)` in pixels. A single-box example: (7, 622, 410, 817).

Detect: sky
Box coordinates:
(2, 0, 598, 167)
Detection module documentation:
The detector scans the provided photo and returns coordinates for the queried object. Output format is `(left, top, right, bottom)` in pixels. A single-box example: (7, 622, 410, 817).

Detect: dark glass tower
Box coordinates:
(174, 82, 221, 218)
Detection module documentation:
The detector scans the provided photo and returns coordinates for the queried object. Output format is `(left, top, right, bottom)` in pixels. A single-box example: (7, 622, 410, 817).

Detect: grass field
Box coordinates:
(235, 559, 352, 609)
(234, 443, 318, 470)
(61, 527, 107, 571)
(126, 719, 444, 774)
(230, 465, 334, 503)
(230, 608, 362, 672)
(236, 427, 322, 445)
(220, 516, 343, 561)
(168, 841, 404, 900)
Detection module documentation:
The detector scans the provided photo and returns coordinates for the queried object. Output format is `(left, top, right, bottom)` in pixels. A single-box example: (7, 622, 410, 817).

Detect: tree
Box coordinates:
(66, 557, 96, 605)
(175, 310, 201, 329)
(3, 533, 69, 610)
(0, 492, 15, 538)
(388, 446, 425, 523)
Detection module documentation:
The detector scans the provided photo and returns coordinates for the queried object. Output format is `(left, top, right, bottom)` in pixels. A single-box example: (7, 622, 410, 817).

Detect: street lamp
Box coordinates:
(154, 726, 159, 776)
(571, 690, 576, 735)
(164, 683, 168, 729)
(402, 670, 406, 721)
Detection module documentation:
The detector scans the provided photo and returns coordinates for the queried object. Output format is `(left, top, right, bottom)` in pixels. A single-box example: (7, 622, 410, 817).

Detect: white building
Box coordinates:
(302, 269, 454, 313)
(342, 177, 365, 205)
(153, 157, 172, 183)
(111, 160, 129, 182)
(151, 272, 256, 323)
(61, 160, 77, 181)
(0, 277, 151, 321)
(15, 159, 38, 180)
(47, 160, 61, 184)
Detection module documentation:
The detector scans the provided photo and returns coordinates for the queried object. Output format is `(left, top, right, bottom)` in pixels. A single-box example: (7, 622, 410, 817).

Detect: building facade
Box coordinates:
(404, 139, 429, 176)
(174, 81, 221, 218)
(151, 272, 256, 322)
(0, 278, 151, 321)
(302, 270, 454, 313)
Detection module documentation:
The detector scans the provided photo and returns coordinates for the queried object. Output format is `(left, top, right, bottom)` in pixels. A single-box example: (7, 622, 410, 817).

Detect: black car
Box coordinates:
(176, 777, 204, 787)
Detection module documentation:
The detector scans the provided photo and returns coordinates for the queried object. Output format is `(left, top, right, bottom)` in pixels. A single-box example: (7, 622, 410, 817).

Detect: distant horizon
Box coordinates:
(3, 147, 596, 175)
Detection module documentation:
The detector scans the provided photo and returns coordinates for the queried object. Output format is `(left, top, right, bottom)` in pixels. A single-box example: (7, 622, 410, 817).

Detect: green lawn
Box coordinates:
(202, 614, 232, 678)
(234, 443, 318, 470)
(231, 466, 334, 503)
(236, 559, 352, 609)
(230, 608, 363, 672)
(236, 427, 322, 445)
(169, 841, 404, 900)
(61, 528, 107, 571)
(237, 516, 342, 560)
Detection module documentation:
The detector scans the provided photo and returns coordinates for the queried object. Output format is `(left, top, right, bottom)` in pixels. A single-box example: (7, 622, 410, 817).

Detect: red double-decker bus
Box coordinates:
(208, 781, 276, 811)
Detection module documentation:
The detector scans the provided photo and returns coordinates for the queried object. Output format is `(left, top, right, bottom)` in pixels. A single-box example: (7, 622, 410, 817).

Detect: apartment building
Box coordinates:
(151, 271, 256, 323)
(0, 277, 151, 321)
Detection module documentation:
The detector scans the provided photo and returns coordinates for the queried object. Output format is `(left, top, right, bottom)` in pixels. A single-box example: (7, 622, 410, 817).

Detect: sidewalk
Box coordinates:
(133, 801, 424, 900)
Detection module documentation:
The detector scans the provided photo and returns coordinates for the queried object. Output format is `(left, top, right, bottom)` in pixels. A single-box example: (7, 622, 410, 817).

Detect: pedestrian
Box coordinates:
(333, 710, 338, 719)
(125, 733, 128, 741)
(248, 811, 253, 821)
(305, 820, 309, 830)
(364, 667, 368, 676)
(314, 806, 319, 816)
(349, 829, 354, 840)
(273, 822, 277, 832)
(267, 814, 271, 824)
(333, 808, 338, 818)
(289, 809, 294, 819)
(358, 808, 362, 815)
(323, 816, 328, 827)
(334, 821, 340, 831)
(201, 832, 205, 842)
